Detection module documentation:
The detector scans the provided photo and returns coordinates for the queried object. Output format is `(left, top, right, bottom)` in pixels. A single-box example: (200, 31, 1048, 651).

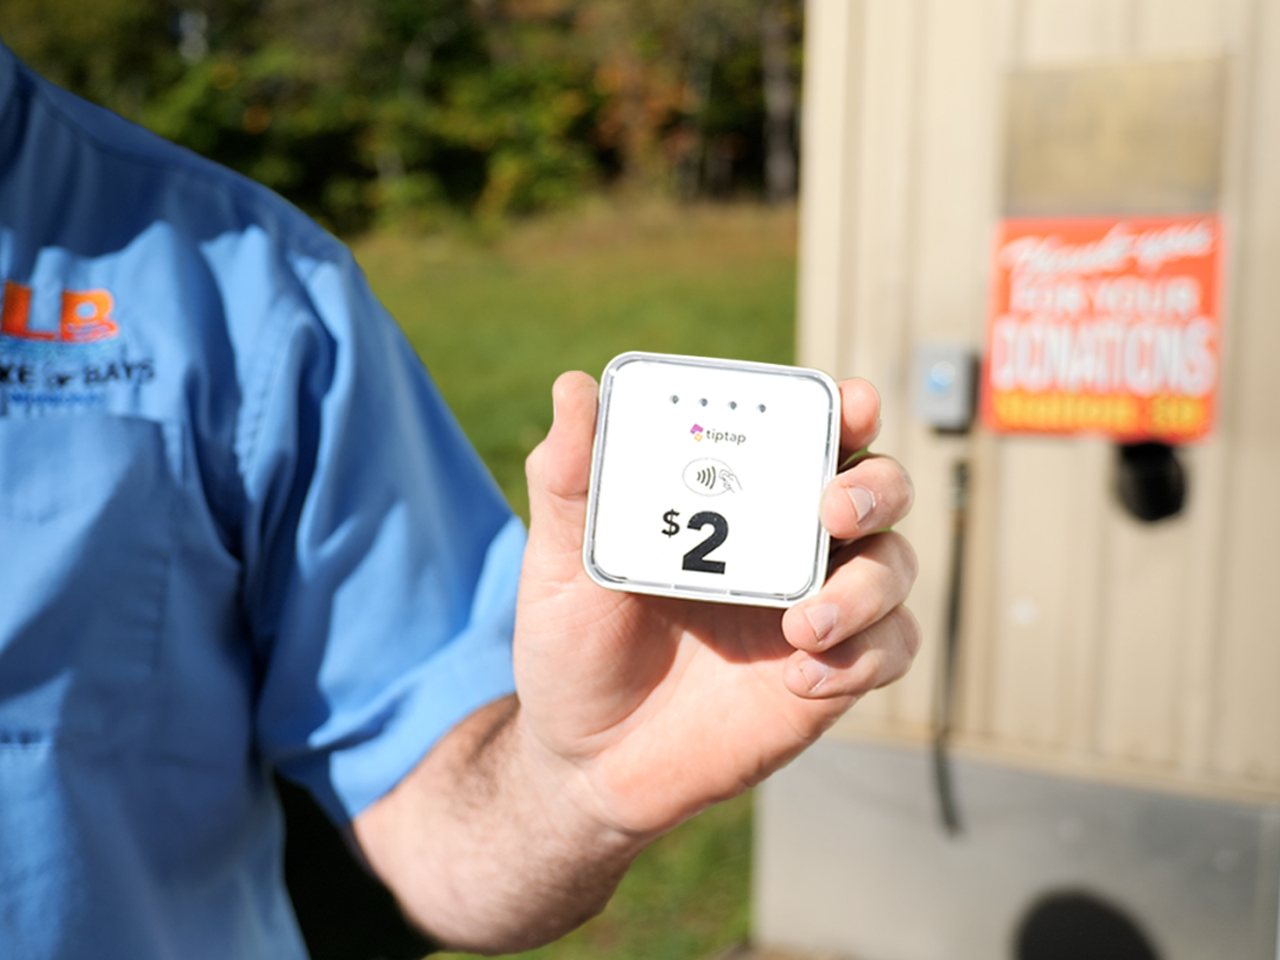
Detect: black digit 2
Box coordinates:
(682, 511, 729, 574)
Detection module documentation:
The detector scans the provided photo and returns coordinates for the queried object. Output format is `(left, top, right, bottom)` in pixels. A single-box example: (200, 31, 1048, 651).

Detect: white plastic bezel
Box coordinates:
(582, 351, 841, 608)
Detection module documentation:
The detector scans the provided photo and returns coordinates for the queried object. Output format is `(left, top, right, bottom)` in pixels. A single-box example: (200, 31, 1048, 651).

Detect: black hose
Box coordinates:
(932, 459, 969, 836)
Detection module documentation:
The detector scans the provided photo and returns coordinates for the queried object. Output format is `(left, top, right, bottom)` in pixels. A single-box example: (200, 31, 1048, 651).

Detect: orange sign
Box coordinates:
(982, 216, 1221, 442)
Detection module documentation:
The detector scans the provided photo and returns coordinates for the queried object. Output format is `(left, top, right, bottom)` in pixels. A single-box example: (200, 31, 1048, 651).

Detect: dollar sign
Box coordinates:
(661, 509, 681, 537)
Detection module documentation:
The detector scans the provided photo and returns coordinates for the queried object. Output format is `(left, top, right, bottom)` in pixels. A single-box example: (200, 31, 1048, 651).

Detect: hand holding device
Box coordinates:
(352, 358, 919, 955)
(512, 362, 918, 839)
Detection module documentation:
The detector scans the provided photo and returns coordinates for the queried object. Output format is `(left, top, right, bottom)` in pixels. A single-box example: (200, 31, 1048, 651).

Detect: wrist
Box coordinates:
(508, 703, 656, 859)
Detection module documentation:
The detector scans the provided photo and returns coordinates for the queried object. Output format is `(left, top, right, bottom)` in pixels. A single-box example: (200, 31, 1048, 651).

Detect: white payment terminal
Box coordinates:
(583, 351, 841, 608)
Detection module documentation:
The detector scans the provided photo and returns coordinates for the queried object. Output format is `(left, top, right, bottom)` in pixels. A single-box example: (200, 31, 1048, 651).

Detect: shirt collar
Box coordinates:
(0, 39, 15, 120)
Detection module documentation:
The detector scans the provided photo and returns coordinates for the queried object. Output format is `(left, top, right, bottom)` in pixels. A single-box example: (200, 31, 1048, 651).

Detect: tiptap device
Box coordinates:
(583, 352, 841, 608)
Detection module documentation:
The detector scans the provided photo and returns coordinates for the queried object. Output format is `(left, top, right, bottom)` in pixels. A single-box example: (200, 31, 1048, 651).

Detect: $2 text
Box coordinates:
(661, 509, 729, 574)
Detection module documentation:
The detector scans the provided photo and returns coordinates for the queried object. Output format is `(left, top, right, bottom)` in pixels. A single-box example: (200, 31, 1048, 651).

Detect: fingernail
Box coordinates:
(847, 486, 876, 524)
(797, 657, 829, 693)
(804, 603, 839, 645)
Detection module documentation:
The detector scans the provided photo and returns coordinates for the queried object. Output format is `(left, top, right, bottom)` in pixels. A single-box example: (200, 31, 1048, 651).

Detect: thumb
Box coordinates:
(524, 371, 599, 575)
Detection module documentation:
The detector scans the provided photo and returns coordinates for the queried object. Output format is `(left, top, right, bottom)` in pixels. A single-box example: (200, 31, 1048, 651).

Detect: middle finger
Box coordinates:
(820, 454, 915, 542)
(781, 530, 919, 654)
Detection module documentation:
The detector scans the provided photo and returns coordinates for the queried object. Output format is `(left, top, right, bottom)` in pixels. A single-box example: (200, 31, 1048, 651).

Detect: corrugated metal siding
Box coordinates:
(798, 0, 1280, 800)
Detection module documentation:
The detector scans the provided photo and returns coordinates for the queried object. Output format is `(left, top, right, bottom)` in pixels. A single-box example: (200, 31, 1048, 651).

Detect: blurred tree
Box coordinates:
(578, 0, 800, 201)
(760, 0, 797, 203)
(0, 0, 181, 118)
(0, 0, 801, 232)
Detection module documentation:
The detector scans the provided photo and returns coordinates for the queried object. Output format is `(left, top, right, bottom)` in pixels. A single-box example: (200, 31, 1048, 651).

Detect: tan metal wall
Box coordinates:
(798, 0, 1280, 801)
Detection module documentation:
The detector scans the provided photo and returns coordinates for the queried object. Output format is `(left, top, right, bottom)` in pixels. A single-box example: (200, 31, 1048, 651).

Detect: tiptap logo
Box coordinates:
(690, 423, 746, 445)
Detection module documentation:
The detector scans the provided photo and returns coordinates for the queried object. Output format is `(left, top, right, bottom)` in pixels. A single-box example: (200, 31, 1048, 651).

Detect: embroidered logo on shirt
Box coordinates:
(0, 279, 156, 413)
(1, 280, 120, 343)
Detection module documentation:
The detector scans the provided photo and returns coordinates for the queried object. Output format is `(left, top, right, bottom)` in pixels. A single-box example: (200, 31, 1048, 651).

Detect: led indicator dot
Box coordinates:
(700, 398, 708, 407)
(670, 395, 679, 404)
(758, 404, 767, 413)
(729, 401, 737, 410)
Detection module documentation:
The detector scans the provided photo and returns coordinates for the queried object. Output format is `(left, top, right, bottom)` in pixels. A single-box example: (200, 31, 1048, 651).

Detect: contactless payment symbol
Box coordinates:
(682, 458, 741, 496)
(584, 351, 841, 608)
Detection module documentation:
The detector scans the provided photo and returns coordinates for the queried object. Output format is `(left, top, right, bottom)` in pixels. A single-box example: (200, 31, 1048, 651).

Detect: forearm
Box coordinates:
(352, 696, 648, 954)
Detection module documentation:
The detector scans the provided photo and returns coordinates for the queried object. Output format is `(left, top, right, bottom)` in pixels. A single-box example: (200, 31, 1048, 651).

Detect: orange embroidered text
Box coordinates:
(2, 281, 120, 344)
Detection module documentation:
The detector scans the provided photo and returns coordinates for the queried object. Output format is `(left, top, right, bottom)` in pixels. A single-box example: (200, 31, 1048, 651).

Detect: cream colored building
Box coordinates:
(756, 0, 1280, 957)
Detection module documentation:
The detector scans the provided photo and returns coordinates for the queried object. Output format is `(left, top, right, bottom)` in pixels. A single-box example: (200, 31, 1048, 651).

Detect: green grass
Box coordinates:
(441, 794, 754, 960)
(352, 201, 797, 960)
(354, 200, 798, 521)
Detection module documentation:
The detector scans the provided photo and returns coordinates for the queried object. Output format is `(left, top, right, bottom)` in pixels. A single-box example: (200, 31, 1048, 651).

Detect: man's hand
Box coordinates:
(515, 371, 918, 835)
(354, 370, 918, 953)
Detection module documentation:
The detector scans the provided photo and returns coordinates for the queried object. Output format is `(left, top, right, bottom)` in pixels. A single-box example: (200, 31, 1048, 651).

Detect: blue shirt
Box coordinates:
(0, 40, 523, 958)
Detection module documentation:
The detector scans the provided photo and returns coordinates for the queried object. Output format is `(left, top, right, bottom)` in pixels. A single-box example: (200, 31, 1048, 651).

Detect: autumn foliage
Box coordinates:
(0, 0, 800, 233)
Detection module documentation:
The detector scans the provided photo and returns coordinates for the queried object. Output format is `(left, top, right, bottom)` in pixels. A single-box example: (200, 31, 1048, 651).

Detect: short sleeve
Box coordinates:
(238, 248, 523, 824)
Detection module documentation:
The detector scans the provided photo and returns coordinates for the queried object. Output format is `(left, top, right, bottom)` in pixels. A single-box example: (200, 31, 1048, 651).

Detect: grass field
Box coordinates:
(352, 201, 798, 960)
(354, 201, 799, 521)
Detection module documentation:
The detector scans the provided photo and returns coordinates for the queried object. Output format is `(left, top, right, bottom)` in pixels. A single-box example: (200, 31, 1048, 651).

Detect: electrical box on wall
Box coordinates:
(912, 342, 978, 432)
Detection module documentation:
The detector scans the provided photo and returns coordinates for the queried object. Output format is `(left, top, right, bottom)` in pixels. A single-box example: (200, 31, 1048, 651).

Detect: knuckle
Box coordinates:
(870, 609, 921, 689)
(898, 606, 923, 659)
(900, 461, 916, 515)
(842, 455, 913, 526)
(880, 530, 919, 583)
(524, 441, 548, 484)
(857, 530, 918, 586)
(836, 608, 922, 695)
(901, 537, 920, 583)
(847, 644, 885, 693)
(843, 590, 881, 636)
(881, 456, 914, 520)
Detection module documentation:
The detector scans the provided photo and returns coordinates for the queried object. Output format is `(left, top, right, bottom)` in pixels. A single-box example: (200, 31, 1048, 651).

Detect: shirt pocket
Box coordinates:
(0, 413, 181, 745)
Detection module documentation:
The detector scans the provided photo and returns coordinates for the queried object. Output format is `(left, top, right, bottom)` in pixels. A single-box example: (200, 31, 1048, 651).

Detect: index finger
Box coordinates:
(838, 378, 881, 455)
